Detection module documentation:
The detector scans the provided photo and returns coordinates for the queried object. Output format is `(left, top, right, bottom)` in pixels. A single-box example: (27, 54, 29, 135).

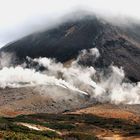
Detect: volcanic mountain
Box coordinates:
(0, 14, 140, 139)
(1, 15, 140, 82)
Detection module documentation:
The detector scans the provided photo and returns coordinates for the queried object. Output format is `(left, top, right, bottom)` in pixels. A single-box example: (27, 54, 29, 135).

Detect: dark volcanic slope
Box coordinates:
(1, 16, 140, 82)
(1, 16, 103, 62)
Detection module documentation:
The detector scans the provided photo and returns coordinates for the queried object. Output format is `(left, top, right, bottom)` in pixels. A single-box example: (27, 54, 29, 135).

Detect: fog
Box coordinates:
(0, 0, 140, 47)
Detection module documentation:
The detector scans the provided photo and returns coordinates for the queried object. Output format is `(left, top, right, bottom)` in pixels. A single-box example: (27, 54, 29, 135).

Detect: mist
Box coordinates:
(1, 0, 140, 47)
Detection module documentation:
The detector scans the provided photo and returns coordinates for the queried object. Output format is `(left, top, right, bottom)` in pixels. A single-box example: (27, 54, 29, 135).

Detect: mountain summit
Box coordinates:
(1, 15, 140, 82)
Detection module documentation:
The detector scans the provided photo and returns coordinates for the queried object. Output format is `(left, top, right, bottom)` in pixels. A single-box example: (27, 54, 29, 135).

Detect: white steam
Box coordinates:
(0, 48, 140, 104)
(0, 66, 88, 96)
(0, 52, 15, 68)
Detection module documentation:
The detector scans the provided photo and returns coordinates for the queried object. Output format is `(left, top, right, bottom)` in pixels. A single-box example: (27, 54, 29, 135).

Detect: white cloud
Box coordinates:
(0, 0, 140, 47)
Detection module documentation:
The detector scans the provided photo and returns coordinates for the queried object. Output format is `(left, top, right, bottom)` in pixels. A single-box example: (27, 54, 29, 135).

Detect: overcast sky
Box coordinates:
(0, 0, 140, 47)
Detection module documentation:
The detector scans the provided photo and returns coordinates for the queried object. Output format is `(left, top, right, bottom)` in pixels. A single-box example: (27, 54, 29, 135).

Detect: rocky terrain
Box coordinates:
(0, 85, 90, 116)
(0, 85, 140, 139)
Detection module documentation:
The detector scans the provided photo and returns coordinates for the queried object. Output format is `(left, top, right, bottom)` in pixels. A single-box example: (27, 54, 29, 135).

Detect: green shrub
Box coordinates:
(65, 132, 99, 140)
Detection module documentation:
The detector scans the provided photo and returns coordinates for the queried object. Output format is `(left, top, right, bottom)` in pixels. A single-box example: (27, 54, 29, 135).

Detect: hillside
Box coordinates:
(0, 14, 140, 139)
(1, 15, 140, 82)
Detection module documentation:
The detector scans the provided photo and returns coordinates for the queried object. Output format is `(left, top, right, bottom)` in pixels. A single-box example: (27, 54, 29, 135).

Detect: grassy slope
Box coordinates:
(0, 111, 140, 140)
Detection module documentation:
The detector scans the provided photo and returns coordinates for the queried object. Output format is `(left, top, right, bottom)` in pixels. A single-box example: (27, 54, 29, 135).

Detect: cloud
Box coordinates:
(0, 0, 140, 47)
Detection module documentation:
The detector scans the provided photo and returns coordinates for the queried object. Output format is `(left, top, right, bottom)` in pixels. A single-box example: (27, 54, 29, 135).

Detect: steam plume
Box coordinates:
(0, 48, 139, 104)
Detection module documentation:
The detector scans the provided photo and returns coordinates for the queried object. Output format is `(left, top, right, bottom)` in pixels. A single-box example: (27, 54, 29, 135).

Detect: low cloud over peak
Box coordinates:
(0, 0, 140, 47)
